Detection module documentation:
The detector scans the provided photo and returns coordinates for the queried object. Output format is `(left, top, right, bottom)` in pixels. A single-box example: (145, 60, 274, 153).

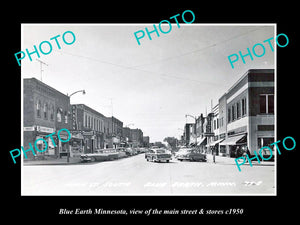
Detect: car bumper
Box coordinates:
(154, 157, 172, 162)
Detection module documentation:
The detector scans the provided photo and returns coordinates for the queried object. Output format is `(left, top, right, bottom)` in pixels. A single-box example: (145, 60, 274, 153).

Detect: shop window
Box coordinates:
(258, 137, 275, 155)
(232, 105, 235, 121)
(228, 108, 231, 123)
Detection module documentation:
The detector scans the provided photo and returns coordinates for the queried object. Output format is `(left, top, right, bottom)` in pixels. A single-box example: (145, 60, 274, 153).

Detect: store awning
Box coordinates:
(196, 137, 207, 146)
(71, 133, 84, 140)
(206, 139, 224, 147)
(219, 134, 246, 146)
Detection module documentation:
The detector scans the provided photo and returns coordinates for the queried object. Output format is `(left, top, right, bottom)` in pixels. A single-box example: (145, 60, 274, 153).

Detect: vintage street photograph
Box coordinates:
(21, 23, 276, 195)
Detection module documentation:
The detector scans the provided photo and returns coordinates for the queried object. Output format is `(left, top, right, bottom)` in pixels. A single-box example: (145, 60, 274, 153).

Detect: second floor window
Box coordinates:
(259, 94, 274, 114)
(50, 105, 54, 120)
(64, 111, 68, 123)
(36, 100, 41, 117)
(57, 109, 62, 122)
(242, 98, 247, 116)
(44, 103, 48, 119)
(236, 102, 240, 119)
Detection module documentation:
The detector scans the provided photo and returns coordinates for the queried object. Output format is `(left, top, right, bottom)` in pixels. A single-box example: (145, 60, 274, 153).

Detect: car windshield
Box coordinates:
(178, 149, 191, 153)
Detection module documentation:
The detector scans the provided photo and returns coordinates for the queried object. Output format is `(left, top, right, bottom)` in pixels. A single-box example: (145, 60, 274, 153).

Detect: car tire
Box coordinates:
(166, 160, 169, 163)
(146, 158, 149, 161)
(91, 157, 96, 162)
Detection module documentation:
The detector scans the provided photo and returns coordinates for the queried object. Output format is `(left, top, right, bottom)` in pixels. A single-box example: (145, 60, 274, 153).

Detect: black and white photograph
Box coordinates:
(4, 3, 299, 221)
(21, 24, 276, 196)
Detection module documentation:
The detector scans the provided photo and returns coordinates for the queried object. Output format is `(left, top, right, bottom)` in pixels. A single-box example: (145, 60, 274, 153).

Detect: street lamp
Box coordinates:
(68, 90, 86, 98)
(185, 114, 197, 146)
(67, 89, 86, 163)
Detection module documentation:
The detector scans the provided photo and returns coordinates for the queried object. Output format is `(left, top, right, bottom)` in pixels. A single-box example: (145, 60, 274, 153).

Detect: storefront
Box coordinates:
(27, 126, 57, 159)
(70, 132, 84, 157)
(206, 139, 224, 156)
(58, 128, 71, 157)
(220, 133, 247, 158)
(196, 136, 207, 153)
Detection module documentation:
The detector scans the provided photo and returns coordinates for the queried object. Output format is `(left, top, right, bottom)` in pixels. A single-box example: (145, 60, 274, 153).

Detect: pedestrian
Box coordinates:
(241, 146, 250, 163)
(212, 147, 216, 163)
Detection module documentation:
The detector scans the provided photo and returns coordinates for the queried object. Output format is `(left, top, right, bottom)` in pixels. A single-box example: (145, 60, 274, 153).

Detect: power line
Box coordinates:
(53, 27, 269, 85)
(55, 50, 220, 85)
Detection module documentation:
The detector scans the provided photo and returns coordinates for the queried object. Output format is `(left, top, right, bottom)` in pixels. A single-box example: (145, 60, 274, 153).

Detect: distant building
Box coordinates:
(206, 104, 222, 155)
(106, 116, 123, 148)
(183, 123, 194, 146)
(130, 128, 143, 147)
(143, 136, 150, 147)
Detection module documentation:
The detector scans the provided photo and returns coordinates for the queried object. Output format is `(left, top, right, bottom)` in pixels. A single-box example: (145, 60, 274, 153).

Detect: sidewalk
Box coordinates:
(206, 154, 275, 166)
(23, 157, 82, 166)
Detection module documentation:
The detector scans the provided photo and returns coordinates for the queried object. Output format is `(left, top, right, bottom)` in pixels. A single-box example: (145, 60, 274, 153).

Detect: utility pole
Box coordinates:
(36, 59, 48, 82)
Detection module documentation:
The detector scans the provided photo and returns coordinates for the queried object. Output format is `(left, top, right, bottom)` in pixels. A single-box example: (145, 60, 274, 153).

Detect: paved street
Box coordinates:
(22, 154, 275, 195)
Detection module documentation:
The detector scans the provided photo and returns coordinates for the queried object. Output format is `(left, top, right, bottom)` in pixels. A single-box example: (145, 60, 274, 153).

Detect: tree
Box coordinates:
(163, 137, 178, 150)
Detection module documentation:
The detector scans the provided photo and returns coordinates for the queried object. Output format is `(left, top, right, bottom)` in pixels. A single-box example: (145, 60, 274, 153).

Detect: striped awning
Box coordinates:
(196, 137, 207, 146)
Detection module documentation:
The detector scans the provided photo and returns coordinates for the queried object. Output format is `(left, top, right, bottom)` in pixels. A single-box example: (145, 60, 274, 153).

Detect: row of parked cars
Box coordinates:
(145, 146, 207, 163)
(80, 147, 148, 162)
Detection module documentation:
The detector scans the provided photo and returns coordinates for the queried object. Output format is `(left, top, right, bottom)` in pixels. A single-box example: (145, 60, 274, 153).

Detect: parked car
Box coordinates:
(174, 147, 188, 157)
(80, 149, 119, 162)
(145, 148, 172, 163)
(125, 148, 134, 156)
(175, 148, 207, 162)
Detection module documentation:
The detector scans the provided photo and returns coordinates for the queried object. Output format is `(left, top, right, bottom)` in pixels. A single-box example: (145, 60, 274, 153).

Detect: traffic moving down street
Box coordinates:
(22, 146, 275, 195)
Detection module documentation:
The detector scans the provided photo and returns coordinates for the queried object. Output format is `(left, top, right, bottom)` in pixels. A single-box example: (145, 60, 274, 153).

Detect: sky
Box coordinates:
(21, 24, 275, 142)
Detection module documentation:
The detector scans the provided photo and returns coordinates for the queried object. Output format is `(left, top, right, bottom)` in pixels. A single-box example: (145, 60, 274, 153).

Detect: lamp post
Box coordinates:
(67, 90, 86, 163)
(185, 114, 197, 146)
(68, 90, 86, 98)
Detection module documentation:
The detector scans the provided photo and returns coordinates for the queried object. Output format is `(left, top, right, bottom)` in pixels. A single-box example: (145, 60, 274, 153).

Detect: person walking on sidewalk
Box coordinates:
(212, 147, 216, 164)
(241, 146, 250, 163)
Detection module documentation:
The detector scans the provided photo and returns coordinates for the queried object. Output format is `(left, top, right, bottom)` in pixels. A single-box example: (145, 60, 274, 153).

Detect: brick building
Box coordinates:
(219, 69, 274, 157)
(106, 116, 123, 148)
(23, 78, 71, 159)
(71, 104, 107, 154)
